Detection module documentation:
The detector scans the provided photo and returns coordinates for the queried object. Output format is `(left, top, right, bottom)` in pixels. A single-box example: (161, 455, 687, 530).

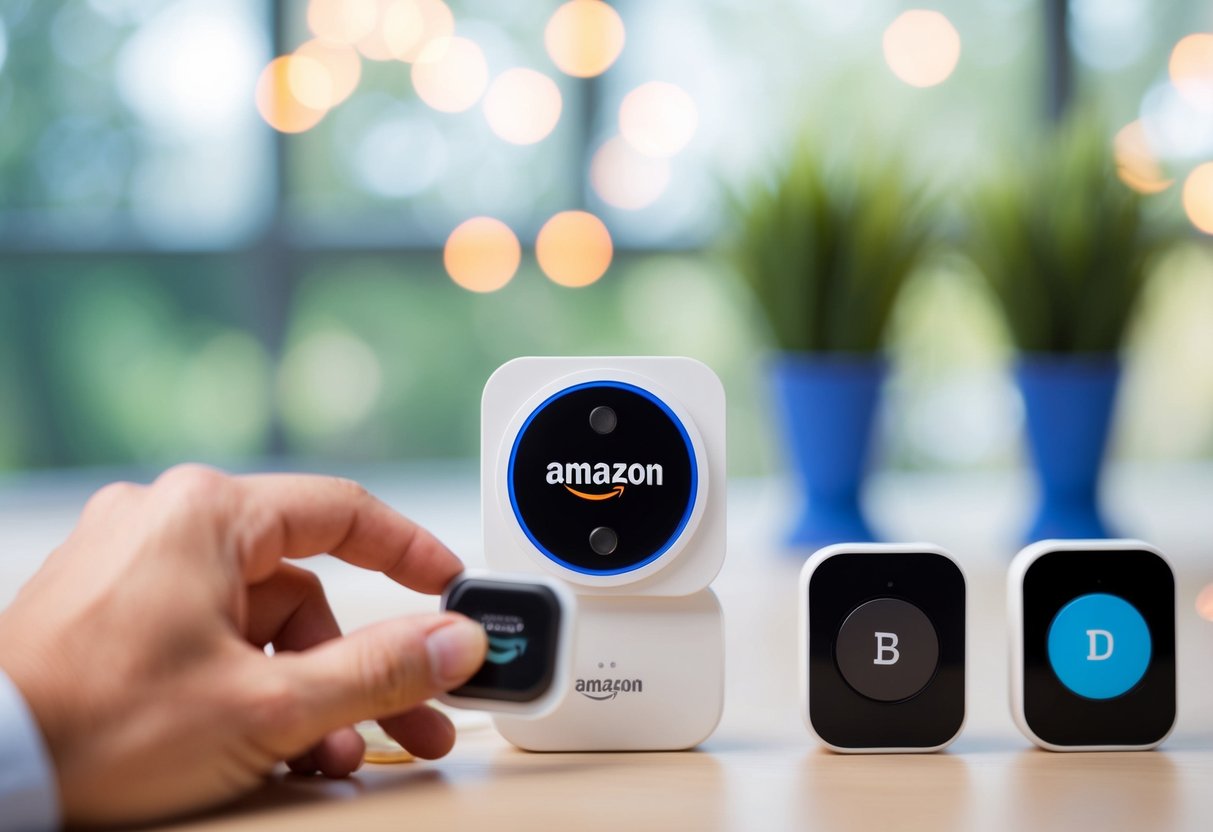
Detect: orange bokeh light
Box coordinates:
(1170, 33, 1213, 110)
(882, 10, 962, 88)
(544, 0, 625, 79)
(353, 0, 453, 62)
(256, 56, 328, 134)
(308, 0, 378, 44)
(444, 217, 522, 293)
(292, 40, 359, 108)
(284, 54, 332, 112)
(1197, 583, 1213, 622)
(536, 211, 613, 287)
(591, 136, 670, 210)
(412, 36, 489, 113)
(1183, 162, 1213, 235)
(618, 81, 698, 158)
(1113, 120, 1173, 195)
(483, 68, 563, 145)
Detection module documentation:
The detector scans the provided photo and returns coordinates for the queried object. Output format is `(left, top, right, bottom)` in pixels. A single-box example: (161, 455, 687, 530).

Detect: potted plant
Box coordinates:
(967, 116, 1170, 541)
(730, 140, 935, 548)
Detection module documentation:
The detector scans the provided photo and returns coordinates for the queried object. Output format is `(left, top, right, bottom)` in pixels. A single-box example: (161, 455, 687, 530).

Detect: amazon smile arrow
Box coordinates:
(564, 484, 626, 501)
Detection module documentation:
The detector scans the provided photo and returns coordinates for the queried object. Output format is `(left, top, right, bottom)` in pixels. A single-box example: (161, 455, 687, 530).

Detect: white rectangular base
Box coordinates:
(493, 589, 724, 751)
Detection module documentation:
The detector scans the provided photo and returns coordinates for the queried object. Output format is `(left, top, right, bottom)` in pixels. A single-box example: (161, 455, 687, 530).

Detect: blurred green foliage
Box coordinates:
(727, 137, 936, 353)
(966, 115, 1174, 354)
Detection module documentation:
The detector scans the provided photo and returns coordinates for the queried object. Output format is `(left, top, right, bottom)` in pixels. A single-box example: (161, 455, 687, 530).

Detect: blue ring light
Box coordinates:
(507, 381, 699, 576)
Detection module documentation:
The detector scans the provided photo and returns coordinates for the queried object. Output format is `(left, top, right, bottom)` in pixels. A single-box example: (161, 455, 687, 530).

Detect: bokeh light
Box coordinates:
(444, 217, 522, 292)
(353, 107, 448, 198)
(1183, 162, 1213, 234)
(412, 36, 489, 113)
(882, 10, 962, 88)
(618, 81, 698, 158)
(283, 53, 333, 112)
(1170, 33, 1213, 111)
(294, 39, 361, 108)
(352, 0, 399, 61)
(483, 68, 563, 145)
(1197, 583, 1213, 622)
(544, 0, 626, 79)
(1113, 120, 1173, 194)
(116, 0, 263, 139)
(256, 56, 327, 134)
(351, 0, 455, 63)
(391, 0, 455, 62)
(307, 0, 378, 44)
(279, 328, 384, 437)
(536, 211, 613, 287)
(178, 331, 272, 457)
(354, 0, 454, 62)
(591, 136, 671, 209)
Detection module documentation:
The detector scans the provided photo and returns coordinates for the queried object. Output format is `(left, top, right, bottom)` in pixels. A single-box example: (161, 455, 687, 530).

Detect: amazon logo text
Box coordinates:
(546, 462, 663, 501)
(575, 677, 643, 701)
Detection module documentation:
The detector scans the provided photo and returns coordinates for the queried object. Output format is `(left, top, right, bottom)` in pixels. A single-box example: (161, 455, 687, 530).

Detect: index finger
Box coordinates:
(227, 473, 464, 592)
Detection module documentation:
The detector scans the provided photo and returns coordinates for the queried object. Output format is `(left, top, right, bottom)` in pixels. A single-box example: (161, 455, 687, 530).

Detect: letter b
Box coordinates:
(873, 632, 900, 665)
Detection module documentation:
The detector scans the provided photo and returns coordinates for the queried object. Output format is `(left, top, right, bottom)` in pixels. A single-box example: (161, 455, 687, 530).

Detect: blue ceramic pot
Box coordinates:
(1016, 355, 1121, 542)
(772, 353, 886, 548)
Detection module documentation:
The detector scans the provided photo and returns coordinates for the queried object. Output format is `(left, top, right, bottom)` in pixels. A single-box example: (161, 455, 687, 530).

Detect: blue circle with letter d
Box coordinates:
(1046, 593, 1152, 700)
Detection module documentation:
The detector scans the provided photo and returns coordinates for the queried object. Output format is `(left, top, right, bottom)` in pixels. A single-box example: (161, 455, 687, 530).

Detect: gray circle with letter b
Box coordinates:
(835, 598, 940, 702)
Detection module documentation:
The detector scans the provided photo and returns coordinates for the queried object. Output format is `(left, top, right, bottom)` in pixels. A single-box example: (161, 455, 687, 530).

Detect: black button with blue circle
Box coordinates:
(1017, 545, 1175, 748)
(508, 381, 697, 576)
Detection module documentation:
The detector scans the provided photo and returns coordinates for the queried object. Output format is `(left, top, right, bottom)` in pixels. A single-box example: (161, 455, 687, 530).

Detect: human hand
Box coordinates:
(0, 465, 487, 826)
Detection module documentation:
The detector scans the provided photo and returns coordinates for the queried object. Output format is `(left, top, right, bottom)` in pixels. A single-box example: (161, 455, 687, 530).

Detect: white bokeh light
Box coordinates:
(115, 0, 266, 138)
(1069, 0, 1151, 72)
(1141, 81, 1213, 161)
(352, 105, 449, 198)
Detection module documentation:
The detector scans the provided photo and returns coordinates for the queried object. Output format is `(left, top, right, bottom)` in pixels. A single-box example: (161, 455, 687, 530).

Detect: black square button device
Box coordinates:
(799, 543, 966, 753)
(438, 572, 575, 717)
(1009, 540, 1176, 751)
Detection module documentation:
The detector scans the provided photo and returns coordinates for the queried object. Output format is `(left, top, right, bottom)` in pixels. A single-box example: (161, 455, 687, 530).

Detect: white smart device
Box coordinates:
(481, 356, 726, 750)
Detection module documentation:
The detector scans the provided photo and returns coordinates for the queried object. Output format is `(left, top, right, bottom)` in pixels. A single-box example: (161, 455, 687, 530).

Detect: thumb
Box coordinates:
(275, 613, 487, 736)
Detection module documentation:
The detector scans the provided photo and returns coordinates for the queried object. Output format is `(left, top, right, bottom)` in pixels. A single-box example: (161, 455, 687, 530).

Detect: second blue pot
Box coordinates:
(772, 353, 886, 549)
(1016, 354, 1121, 542)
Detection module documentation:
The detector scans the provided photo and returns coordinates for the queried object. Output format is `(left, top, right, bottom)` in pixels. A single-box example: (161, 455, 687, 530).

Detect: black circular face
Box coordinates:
(508, 381, 697, 576)
(835, 598, 940, 703)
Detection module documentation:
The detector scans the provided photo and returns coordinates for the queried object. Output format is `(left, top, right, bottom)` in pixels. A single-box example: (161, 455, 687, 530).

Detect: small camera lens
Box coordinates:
(589, 406, 617, 435)
(589, 526, 618, 556)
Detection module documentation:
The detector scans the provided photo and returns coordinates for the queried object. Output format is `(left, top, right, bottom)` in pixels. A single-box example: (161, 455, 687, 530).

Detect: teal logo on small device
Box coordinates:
(1047, 593, 1152, 700)
(486, 636, 528, 665)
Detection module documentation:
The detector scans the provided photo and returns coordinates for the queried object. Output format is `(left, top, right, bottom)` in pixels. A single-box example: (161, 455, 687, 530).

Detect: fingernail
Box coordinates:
(426, 617, 487, 687)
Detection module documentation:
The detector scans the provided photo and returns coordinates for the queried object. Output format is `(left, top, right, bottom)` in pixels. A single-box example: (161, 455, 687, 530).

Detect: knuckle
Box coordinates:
(154, 464, 229, 503)
(330, 476, 370, 502)
(82, 481, 141, 515)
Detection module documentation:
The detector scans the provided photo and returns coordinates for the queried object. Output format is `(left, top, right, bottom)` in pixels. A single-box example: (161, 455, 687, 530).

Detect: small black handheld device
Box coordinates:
(1009, 539, 1175, 751)
(438, 571, 575, 716)
(800, 543, 966, 753)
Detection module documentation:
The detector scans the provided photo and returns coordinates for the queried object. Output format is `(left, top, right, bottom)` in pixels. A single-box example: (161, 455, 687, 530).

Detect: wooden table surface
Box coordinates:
(2, 465, 1212, 831)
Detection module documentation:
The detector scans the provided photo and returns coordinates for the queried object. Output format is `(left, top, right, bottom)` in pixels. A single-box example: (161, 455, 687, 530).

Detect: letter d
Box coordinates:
(1086, 629, 1114, 661)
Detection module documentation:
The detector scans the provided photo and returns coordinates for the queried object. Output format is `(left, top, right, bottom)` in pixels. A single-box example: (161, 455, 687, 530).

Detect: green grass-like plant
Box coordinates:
(967, 116, 1169, 353)
(728, 140, 935, 353)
